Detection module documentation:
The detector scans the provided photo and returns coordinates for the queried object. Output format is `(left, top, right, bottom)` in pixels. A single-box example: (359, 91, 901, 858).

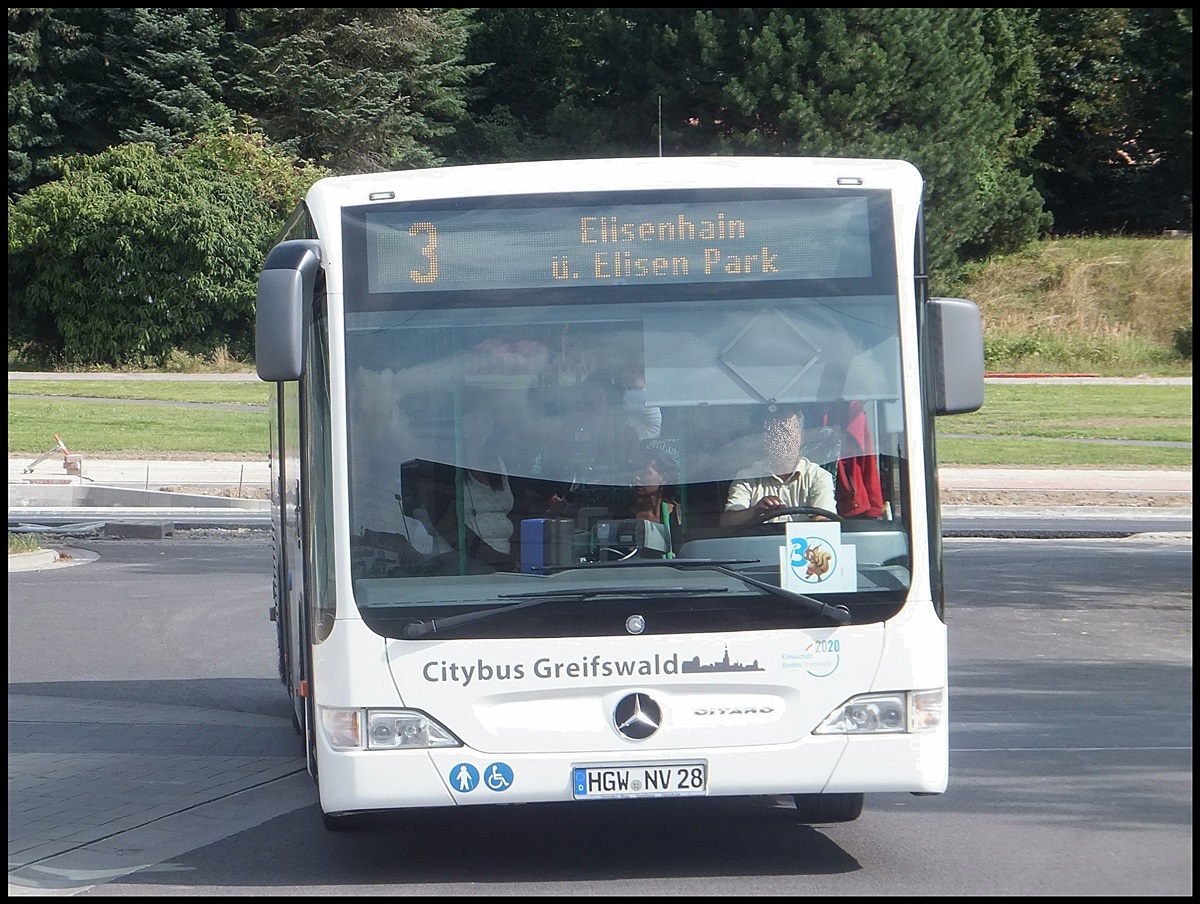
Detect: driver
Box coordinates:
(720, 406, 836, 527)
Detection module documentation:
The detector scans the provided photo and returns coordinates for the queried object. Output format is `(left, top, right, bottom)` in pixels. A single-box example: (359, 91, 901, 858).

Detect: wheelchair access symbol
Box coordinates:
(483, 762, 513, 792)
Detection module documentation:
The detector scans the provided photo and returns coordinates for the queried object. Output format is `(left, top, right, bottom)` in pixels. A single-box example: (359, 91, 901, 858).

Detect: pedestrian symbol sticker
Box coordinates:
(451, 763, 479, 792)
(484, 762, 513, 792)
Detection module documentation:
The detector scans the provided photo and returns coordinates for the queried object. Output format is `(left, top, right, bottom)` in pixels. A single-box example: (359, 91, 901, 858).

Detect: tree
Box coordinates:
(1028, 8, 1192, 234)
(10, 8, 480, 198)
(8, 8, 85, 198)
(457, 9, 1051, 274)
(221, 8, 482, 172)
(8, 8, 230, 199)
(8, 127, 325, 366)
(693, 8, 1049, 269)
(74, 8, 228, 150)
(444, 8, 594, 163)
(1109, 8, 1191, 231)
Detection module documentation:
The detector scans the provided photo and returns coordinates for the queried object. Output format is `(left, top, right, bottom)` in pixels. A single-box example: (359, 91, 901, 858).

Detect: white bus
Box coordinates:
(255, 156, 984, 829)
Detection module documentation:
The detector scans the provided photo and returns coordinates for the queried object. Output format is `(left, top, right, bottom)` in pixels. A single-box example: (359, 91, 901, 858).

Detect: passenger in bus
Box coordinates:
(424, 390, 516, 572)
(832, 400, 885, 519)
(543, 371, 639, 517)
(620, 356, 663, 441)
(720, 406, 836, 526)
(621, 446, 683, 554)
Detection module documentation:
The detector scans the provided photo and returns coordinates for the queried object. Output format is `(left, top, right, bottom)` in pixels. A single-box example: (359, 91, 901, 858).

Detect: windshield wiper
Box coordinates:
(402, 586, 727, 639)
(546, 558, 756, 570)
(705, 564, 851, 625)
(548, 559, 851, 625)
(402, 555, 850, 637)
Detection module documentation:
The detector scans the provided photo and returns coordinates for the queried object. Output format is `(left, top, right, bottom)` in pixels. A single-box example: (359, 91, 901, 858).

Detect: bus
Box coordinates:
(255, 156, 984, 830)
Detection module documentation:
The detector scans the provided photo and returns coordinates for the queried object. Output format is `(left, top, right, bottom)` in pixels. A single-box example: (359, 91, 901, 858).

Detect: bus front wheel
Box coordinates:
(792, 792, 864, 823)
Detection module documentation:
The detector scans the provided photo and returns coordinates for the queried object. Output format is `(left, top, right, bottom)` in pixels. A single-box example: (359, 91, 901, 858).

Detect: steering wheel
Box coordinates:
(737, 505, 844, 534)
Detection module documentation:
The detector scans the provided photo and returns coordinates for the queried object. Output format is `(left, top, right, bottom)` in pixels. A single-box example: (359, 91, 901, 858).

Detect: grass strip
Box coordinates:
(8, 379, 268, 405)
(8, 398, 269, 455)
(8, 381, 1191, 466)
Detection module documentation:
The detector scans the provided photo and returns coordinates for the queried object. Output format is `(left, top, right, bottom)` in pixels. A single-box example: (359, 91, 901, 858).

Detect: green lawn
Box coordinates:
(936, 436, 1191, 467)
(7, 397, 269, 455)
(946, 384, 1192, 443)
(937, 382, 1192, 467)
(8, 379, 268, 405)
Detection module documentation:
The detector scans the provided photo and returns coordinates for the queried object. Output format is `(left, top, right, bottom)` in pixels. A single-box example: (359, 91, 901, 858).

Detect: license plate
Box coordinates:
(573, 763, 707, 799)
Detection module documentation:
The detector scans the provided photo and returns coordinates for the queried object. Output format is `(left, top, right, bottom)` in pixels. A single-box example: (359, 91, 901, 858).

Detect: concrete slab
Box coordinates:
(101, 521, 174, 539)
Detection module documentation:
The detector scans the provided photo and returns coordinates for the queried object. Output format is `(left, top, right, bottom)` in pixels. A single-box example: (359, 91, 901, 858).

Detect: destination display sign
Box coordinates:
(362, 195, 876, 294)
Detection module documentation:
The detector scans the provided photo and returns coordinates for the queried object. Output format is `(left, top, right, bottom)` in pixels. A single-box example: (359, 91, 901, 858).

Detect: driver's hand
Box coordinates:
(753, 495, 785, 515)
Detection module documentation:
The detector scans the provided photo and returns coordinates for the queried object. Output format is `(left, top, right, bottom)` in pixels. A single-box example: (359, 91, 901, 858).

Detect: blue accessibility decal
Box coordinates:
(450, 763, 480, 792)
(483, 762, 513, 792)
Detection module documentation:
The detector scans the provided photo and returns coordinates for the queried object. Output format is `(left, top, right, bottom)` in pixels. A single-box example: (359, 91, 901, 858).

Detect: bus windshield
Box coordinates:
(342, 188, 911, 638)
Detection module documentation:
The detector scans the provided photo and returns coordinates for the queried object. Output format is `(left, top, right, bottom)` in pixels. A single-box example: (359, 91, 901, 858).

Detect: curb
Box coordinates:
(985, 372, 1100, 378)
(8, 548, 60, 572)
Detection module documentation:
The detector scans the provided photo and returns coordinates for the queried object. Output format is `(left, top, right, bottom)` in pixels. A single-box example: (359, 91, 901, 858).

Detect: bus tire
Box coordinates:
(792, 792, 864, 823)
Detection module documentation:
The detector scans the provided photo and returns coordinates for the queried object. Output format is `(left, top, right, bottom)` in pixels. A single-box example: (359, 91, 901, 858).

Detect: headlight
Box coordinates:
(814, 688, 944, 735)
(366, 710, 461, 749)
(319, 707, 462, 750)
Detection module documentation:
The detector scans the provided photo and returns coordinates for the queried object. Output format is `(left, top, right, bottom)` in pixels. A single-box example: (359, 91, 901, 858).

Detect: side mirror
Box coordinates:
(928, 297, 984, 415)
(256, 240, 323, 382)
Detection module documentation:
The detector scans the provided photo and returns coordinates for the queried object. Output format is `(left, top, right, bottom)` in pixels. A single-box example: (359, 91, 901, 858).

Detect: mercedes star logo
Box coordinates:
(613, 692, 662, 740)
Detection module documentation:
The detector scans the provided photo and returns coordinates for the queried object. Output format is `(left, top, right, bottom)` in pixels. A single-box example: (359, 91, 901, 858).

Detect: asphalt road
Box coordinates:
(7, 533, 1192, 895)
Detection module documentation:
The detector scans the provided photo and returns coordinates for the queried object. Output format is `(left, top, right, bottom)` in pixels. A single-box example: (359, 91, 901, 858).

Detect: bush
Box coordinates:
(8, 129, 323, 367)
(1172, 323, 1192, 359)
(983, 330, 1188, 374)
